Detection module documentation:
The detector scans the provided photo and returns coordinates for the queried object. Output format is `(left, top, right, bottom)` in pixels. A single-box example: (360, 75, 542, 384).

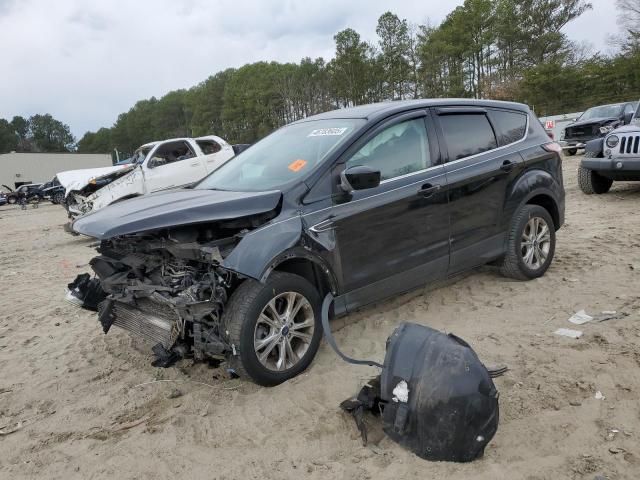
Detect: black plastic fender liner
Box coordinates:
(380, 323, 499, 462)
(323, 294, 501, 463)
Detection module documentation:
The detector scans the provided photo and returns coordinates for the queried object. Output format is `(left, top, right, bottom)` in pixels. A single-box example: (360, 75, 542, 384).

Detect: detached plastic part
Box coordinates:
(66, 274, 107, 311)
(380, 323, 499, 462)
(324, 289, 500, 463)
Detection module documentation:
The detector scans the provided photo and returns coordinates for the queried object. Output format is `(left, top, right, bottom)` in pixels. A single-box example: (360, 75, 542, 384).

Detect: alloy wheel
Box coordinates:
(521, 216, 551, 270)
(253, 292, 315, 372)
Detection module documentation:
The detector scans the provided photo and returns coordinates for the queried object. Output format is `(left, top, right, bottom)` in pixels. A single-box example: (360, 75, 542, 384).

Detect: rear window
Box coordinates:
(489, 110, 528, 146)
(440, 114, 497, 161)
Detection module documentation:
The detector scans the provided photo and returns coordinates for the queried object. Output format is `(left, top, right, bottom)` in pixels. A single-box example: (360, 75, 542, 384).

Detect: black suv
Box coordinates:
(561, 101, 637, 156)
(69, 99, 565, 386)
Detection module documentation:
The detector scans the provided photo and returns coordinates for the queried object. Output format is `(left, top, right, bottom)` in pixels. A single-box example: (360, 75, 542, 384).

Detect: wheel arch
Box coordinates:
(525, 193, 560, 231)
(261, 248, 339, 299)
(506, 169, 564, 231)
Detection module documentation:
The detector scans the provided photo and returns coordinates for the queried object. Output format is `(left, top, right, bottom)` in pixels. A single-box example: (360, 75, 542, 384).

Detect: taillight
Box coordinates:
(542, 142, 562, 153)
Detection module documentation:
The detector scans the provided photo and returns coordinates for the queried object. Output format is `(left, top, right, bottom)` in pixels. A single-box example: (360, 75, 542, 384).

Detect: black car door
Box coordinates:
(328, 110, 450, 311)
(436, 107, 527, 273)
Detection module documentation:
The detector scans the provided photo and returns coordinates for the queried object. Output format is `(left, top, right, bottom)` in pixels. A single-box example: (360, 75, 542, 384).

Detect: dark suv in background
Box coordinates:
(69, 99, 565, 386)
(561, 101, 638, 155)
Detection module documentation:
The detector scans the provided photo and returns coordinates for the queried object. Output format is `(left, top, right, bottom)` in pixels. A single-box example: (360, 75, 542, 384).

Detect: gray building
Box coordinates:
(0, 152, 112, 189)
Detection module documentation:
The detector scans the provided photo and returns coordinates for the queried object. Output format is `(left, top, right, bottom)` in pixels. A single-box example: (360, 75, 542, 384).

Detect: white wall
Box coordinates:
(0, 153, 112, 188)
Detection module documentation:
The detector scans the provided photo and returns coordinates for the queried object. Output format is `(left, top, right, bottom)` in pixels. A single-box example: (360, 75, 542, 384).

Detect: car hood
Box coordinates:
(568, 117, 619, 128)
(611, 124, 640, 134)
(72, 188, 282, 239)
(57, 165, 135, 193)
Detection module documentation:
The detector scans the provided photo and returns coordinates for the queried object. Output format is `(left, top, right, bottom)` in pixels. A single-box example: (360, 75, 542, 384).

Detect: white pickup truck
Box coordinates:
(59, 135, 237, 220)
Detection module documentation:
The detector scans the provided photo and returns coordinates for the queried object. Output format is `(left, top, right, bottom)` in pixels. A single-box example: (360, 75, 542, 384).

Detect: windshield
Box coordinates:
(579, 104, 623, 121)
(196, 118, 365, 191)
(132, 146, 152, 164)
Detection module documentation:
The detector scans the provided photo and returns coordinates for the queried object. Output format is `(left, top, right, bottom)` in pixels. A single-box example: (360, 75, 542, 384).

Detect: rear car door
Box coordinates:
(436, 107, 528, 273)
(143, 140, 208, 192)
(195, 138, 235, 173)
(329, 111, 450, 310)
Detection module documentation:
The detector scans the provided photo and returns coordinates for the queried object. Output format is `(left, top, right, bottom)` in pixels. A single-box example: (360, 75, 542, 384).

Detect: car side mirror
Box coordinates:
(340, 165, 381, 192)
(624, 112, 633, 124)
(147, 157, 167, 169)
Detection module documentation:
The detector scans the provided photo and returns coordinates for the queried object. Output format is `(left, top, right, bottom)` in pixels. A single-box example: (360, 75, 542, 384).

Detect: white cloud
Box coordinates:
(0, 0, 619, 138)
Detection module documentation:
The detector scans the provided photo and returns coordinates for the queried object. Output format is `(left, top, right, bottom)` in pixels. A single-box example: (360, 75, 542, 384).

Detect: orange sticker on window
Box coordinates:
(288, 159, 307, 172)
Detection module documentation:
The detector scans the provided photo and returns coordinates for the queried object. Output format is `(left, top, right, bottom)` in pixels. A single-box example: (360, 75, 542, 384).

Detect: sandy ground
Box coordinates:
(0, 155, 639, 480)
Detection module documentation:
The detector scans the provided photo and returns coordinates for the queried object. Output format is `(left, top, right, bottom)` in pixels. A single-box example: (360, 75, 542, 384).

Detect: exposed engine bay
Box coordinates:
(68, 211, 277, 366)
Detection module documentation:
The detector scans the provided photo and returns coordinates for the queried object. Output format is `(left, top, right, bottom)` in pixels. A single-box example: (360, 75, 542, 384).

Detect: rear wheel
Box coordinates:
(7, 196, 17, 204)
(500, 205, 556, 280)
(578, 166, 612, 194)
(222, 272, 322, 386)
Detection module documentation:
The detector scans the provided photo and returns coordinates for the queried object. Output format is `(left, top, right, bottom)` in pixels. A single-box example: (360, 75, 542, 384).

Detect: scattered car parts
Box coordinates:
(321, 296, 501, 462)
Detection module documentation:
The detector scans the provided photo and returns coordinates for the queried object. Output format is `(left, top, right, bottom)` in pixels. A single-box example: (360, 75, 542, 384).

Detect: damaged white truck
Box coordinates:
(58, 136, 238, 221)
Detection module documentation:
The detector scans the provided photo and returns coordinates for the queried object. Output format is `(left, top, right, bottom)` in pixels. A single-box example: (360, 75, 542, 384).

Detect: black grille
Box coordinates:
(619, 135, 640, 155)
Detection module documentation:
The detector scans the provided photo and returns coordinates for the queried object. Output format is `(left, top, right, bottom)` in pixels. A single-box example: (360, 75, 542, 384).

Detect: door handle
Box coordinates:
(419, 183, 441, 198)
(500, 160, 515, 172)
(190, 162, 200, 167)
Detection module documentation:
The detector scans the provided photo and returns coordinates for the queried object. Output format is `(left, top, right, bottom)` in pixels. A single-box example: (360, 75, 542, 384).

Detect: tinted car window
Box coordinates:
(440, 114, 497, 161)
(489, 110, 528, 146)
(346, 118, 430, 181)
(197, 139, 222, 154)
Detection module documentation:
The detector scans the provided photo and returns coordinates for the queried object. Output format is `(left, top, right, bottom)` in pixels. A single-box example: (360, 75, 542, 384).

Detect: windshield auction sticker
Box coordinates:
(308, 127, 348, 137)
(288, 159, 308, 172)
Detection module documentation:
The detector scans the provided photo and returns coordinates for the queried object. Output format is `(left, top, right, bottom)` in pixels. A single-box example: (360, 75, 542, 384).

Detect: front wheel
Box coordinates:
(7, 196, 17, 204)
(578, 167, 612, 194)
(52, 192, 65, 204)
(500, 205, 556, 280)
(222, 272, 322, 386)
(566, 148, 577, 156)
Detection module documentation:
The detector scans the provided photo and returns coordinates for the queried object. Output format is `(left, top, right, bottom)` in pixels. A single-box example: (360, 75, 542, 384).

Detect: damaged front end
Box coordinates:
(67, 209, 278, 367)
(59, 165, 138, 219)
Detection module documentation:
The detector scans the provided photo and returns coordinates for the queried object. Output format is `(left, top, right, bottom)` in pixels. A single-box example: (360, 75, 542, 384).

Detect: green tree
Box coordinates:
(0, 119, 18, 153)
(28, 114, 75, 152)
(376, 12, 411, 99)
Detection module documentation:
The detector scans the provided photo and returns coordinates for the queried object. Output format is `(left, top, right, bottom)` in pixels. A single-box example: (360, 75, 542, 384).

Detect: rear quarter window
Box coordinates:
(440, 114, 498, 161)
(489, 110, 528, 146)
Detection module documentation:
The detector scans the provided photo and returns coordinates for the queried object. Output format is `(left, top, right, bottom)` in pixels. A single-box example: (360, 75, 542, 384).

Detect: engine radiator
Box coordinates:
(104, 298, 177, 349)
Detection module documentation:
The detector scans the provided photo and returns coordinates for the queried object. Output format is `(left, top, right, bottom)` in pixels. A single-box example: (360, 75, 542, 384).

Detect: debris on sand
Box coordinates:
(554, 328, 583, 339)
(568, 310, 593, 325)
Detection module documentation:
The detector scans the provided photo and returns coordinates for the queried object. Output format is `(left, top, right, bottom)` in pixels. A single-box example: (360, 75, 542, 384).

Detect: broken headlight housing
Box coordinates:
(599, 124, 615, 135)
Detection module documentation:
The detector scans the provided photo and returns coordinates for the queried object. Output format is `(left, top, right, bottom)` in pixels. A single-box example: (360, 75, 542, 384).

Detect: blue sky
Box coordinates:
(0, 0, 621, 139)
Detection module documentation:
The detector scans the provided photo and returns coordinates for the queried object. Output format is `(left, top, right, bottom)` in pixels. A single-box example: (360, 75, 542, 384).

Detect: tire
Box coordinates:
(53, 192, 64, 204)
(566, 148, 577, 156)
(578, 166, 612, 194)
(500, 205, 556, 281)
(222, 272, 322, 386)
(7, 196, 17, 204)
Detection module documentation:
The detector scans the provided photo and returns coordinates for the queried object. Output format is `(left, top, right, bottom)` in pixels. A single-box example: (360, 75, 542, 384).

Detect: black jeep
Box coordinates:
(561, 101, 637, 156)
(68, 99, 565, 386)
